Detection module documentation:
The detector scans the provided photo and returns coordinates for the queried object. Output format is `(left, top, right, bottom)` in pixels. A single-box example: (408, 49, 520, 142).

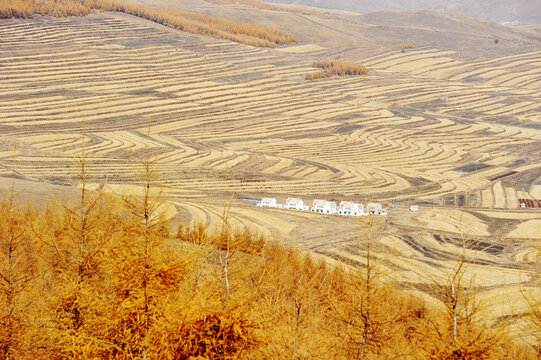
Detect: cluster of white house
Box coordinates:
(257, 197, 387, 216)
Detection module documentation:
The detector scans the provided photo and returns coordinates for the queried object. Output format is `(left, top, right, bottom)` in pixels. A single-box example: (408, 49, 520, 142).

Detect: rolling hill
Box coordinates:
(260, 0, 541, 25)
(0, 0, 540, 353)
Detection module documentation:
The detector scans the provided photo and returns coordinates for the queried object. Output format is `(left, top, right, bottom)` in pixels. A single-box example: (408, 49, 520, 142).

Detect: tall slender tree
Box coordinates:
(421, 235, 507, 359)
(109, 117, 184, 358)
(0, 146, 36, 359)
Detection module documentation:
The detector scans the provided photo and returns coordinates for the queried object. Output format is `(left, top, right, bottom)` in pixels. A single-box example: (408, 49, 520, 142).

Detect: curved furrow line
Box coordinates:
(0, 48, 199, 71)
(363, 48, 449, 68)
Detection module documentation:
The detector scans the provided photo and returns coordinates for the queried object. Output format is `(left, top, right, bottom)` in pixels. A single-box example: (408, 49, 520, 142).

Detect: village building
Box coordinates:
(367, 202, 382, 214)
(257, 196, 383, 216)
(311, 199, 337, 214)
(356, 202, 366, 215)
(260, 197, 277, 208)
(338, 201, 364, 216)
(286, 197, 304, 210)
(409, 205, 420, 212)
(327, 201, 337, 214)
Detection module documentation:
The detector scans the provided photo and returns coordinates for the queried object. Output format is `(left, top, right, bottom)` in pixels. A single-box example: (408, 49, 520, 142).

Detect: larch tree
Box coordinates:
(326, 212, 419, 359)
(420, 235, 507, 359)
(108, 117, 185, 358)
(0, 147, 37, 359)
(28, 122, 123, 358)
(521, 245, 541, 357)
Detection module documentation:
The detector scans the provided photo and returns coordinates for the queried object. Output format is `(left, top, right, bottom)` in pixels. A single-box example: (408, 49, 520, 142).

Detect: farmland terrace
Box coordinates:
(0, 6, 540, 335)
(1, 12, 539, 205)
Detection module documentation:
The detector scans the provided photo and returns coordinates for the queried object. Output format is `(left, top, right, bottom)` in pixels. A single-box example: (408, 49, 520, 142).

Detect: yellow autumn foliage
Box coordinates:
(306, 60, 369, 80)
(0, 123, 536, 359)
(0, 193, 537, 359)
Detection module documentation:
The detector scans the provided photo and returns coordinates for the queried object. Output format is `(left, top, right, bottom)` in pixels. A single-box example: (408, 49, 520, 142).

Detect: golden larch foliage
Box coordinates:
(0, 194, 536, 359)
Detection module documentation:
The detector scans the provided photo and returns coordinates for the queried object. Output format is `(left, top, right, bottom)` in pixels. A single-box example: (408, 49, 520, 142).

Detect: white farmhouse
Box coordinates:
(377, 208, 388, 216)
(311, 199, 337, 214)
(311, 199, 326, 213)
(367, 203, 382, 214)
(286, 197, 304, 210)
(338, 201, 364, 216)
(328, 202, 337, 214)
(260, 197, 277, 208)
(409, 205, 419, 212)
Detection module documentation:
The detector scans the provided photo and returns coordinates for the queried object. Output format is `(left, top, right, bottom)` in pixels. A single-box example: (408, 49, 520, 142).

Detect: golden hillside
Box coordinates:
(0, 0, 298, 47)
(0, 1, 540, 358)
(0, 179, 538, 358)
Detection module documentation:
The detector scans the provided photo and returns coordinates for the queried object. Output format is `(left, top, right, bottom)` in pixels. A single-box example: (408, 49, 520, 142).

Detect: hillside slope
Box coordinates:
(0, 192, 537, 358)
(0, 3, 540, 352)
(0, 0, 299, 47)
(125, 1, 541, 60)
(261, 0, 541, 25)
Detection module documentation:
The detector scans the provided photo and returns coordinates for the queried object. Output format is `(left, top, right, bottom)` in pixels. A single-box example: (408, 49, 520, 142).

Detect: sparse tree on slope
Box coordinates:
(420, 240, 507, 359)
(0, 148, 37, 359)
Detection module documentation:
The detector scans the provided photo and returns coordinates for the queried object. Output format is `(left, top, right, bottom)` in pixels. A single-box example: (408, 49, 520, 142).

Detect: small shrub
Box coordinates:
(306, 60, 368, 80)
(398, 43, 414, 49)
(167, 310, 259, 360)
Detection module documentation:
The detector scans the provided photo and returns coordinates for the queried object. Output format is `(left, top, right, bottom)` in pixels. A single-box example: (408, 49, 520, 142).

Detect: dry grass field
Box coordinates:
(0, 5, 540, 344)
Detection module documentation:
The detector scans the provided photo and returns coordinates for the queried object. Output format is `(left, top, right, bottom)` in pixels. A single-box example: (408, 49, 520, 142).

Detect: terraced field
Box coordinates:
(2, 15, 539, 203)
(1, 10, 540, 333)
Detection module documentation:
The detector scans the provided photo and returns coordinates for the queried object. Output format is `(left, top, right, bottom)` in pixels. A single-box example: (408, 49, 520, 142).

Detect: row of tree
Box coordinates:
(0, 0, 299, 47)
(0, 127, 539, 359)
(0, 0, 91, 18)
